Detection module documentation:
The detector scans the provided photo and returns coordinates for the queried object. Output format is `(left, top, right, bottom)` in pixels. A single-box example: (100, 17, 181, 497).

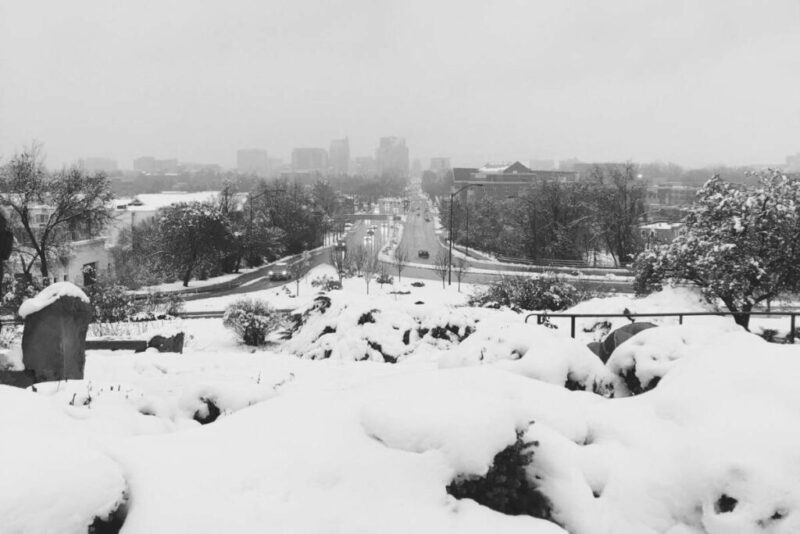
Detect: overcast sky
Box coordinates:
(1, 0, 799, 170)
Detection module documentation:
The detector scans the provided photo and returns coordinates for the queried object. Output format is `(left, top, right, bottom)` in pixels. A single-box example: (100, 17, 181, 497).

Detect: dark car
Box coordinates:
(268, 262, 291, 281)
(417, 249, 429, 259)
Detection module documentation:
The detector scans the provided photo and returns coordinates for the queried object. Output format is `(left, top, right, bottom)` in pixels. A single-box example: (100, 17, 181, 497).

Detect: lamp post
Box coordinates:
(448, 183, 483, 285)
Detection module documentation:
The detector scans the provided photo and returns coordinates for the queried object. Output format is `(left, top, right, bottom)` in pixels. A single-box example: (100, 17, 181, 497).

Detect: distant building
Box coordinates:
(452, 161, 579, 198)
(786, 153, 800, 172)
(133, 157, 179, 174)
(237, 149, 269, 176)
(292, 148, 328, 172)
(329, 138, 350, 174)
(528, 159, 556, 171)
(429, 157, 451, 173)
(80, 157, 118, 174)
(645, 183, 699, 208)
(411, 159, 423, 178)
(375, 137, 409, 176)
(353, 157, 377, 176)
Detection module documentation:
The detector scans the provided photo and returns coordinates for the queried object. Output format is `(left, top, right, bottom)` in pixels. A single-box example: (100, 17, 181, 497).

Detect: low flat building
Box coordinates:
(452, 161, 579, 197)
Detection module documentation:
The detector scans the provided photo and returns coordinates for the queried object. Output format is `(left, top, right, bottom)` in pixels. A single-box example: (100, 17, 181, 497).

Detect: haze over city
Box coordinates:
(2, 0, 800, 169)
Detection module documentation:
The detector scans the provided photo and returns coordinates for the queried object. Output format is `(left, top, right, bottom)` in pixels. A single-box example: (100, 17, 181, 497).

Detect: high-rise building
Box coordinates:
(133, 157, 179, 174)
(329, 138, 350, 175)
(786, 153, 800, 171)
(354, 157, 377, 176)
(375, 137, 409, 176)
(291, 148, 328, 172)
(237, 149, 269, 176)
(429, 157, 451, 173)
(80, 157, 118, 174)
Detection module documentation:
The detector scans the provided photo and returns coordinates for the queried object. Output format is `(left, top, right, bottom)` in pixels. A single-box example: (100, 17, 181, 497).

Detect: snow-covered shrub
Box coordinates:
(310, 275, 342, 292)
(605, 320, 746, 396)
(447, 429, 552, 519)
(284, 294, 489, 362)
(85, 278, 138, 323)
(469, 275, 587, 312)
(223, 299, 283, 346)
(441, 322, 614, 394)
(1, 274, 40, 317)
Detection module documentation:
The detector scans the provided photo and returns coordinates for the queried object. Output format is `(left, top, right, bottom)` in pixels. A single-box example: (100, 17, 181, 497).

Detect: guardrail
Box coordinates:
(525, 311, 799, 342)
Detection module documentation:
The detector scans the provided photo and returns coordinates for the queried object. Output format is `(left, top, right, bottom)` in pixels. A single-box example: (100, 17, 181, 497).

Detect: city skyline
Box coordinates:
(2, 1, 800, 169)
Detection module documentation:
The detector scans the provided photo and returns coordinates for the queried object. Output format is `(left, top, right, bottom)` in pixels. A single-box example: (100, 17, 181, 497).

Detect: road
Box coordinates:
(184, 197, 634, 302)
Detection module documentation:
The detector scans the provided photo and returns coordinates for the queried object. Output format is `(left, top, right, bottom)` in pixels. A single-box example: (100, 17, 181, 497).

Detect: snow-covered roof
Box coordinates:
(132, 191, 221, 209)
(478, 162, 515, 173)
(641, 222, 683, 231)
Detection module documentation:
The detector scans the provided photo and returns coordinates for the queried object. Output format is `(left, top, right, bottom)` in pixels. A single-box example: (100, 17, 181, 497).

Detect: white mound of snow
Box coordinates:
(441, 322, 613, 393)
(0, 386, 127, 534)
(18, 281, 90, 318)
(605, 320, 749, 396)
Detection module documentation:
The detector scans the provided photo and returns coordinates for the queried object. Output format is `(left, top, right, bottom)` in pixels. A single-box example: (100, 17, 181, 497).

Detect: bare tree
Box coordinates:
(454, 256, 470, 292)
(433, 251, 449, 288)
(290, 251, 311, 296)
(394, 246, 408, 282)
(349, 244, 368, 275)
(362, 246, 380, 294)
(0, 144, 114, 282)
(329, 247, 348, 283)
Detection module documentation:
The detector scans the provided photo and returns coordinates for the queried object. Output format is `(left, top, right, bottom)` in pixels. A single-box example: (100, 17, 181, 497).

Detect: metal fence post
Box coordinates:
(678, 314, 683, 325)
(791, 313, 796, 344)
(570, 316, 576, 338)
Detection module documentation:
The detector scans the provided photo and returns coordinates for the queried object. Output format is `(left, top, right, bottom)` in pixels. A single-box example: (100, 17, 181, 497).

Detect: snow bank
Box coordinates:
(553, 286, 716, 342)
(283, 292, 510, 362)
(18, 281, 90, 318)
(605, 320, 748, 396)
(441, 322, 614, 393)
(0, 386, 127, 534)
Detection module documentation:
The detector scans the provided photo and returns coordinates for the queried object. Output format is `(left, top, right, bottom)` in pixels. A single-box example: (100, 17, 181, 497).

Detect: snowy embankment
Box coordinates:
(3, 286, 800, 533)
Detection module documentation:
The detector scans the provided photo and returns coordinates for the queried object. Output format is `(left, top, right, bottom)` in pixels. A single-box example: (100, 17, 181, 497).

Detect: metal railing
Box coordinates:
(525, 311, 799, 343)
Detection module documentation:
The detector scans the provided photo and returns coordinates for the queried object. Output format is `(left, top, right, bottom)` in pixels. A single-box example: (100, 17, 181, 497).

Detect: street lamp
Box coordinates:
(448, 183, 483, 285)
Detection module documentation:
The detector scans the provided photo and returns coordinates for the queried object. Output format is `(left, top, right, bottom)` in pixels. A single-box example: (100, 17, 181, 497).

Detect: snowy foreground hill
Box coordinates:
(2, 280, 800, 534)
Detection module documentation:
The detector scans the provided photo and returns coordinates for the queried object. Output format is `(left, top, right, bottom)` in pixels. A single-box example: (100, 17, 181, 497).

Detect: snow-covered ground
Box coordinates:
(4, 282, 800, 533)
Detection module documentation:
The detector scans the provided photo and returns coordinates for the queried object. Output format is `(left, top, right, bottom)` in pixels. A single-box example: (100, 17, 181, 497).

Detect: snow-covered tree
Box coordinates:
(153, 202, 229, 287)
(0, 144, 114, 281)
(634, 172, 800, 329)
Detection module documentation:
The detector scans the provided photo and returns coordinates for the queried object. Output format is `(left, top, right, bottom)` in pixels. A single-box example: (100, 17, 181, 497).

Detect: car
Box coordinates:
(268, 262, 291, 281)
(417, 249, 429, 259)
(334, 240, 347, 252)
(367, 229, 374, 236)
(424, 217, 430, 222)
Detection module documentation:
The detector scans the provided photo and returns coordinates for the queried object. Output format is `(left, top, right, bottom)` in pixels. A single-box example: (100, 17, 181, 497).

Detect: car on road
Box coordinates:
(367, 229, 374, 236)
(417, 249, 429, 259)
(334, 240, 347, 252)
(268, 262, 291, 281)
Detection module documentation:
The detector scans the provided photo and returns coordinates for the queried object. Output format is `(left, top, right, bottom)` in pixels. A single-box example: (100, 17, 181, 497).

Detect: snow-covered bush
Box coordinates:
(469, 275, 588, 312)
(605, 320, 749, 396)
(85, 277, 138, 323)
(441, 322, 614, 394)
(223, 298, 283, 346)
(310, 275, 342, 292)
(447, 429, 552, 519)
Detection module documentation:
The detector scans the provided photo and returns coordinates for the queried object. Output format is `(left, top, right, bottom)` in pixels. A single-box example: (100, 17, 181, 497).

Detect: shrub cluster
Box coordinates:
(469, 275, 588, 312)
(223, 298, 283, 346)
(446, 429, 552, 519)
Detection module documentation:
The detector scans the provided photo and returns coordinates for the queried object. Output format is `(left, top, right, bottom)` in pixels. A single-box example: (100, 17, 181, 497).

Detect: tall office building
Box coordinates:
(375, 137, 409, 176)
(237, 149, 269, 176)
(329, 138, 350, 174)
(291, 148, 328, 172)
